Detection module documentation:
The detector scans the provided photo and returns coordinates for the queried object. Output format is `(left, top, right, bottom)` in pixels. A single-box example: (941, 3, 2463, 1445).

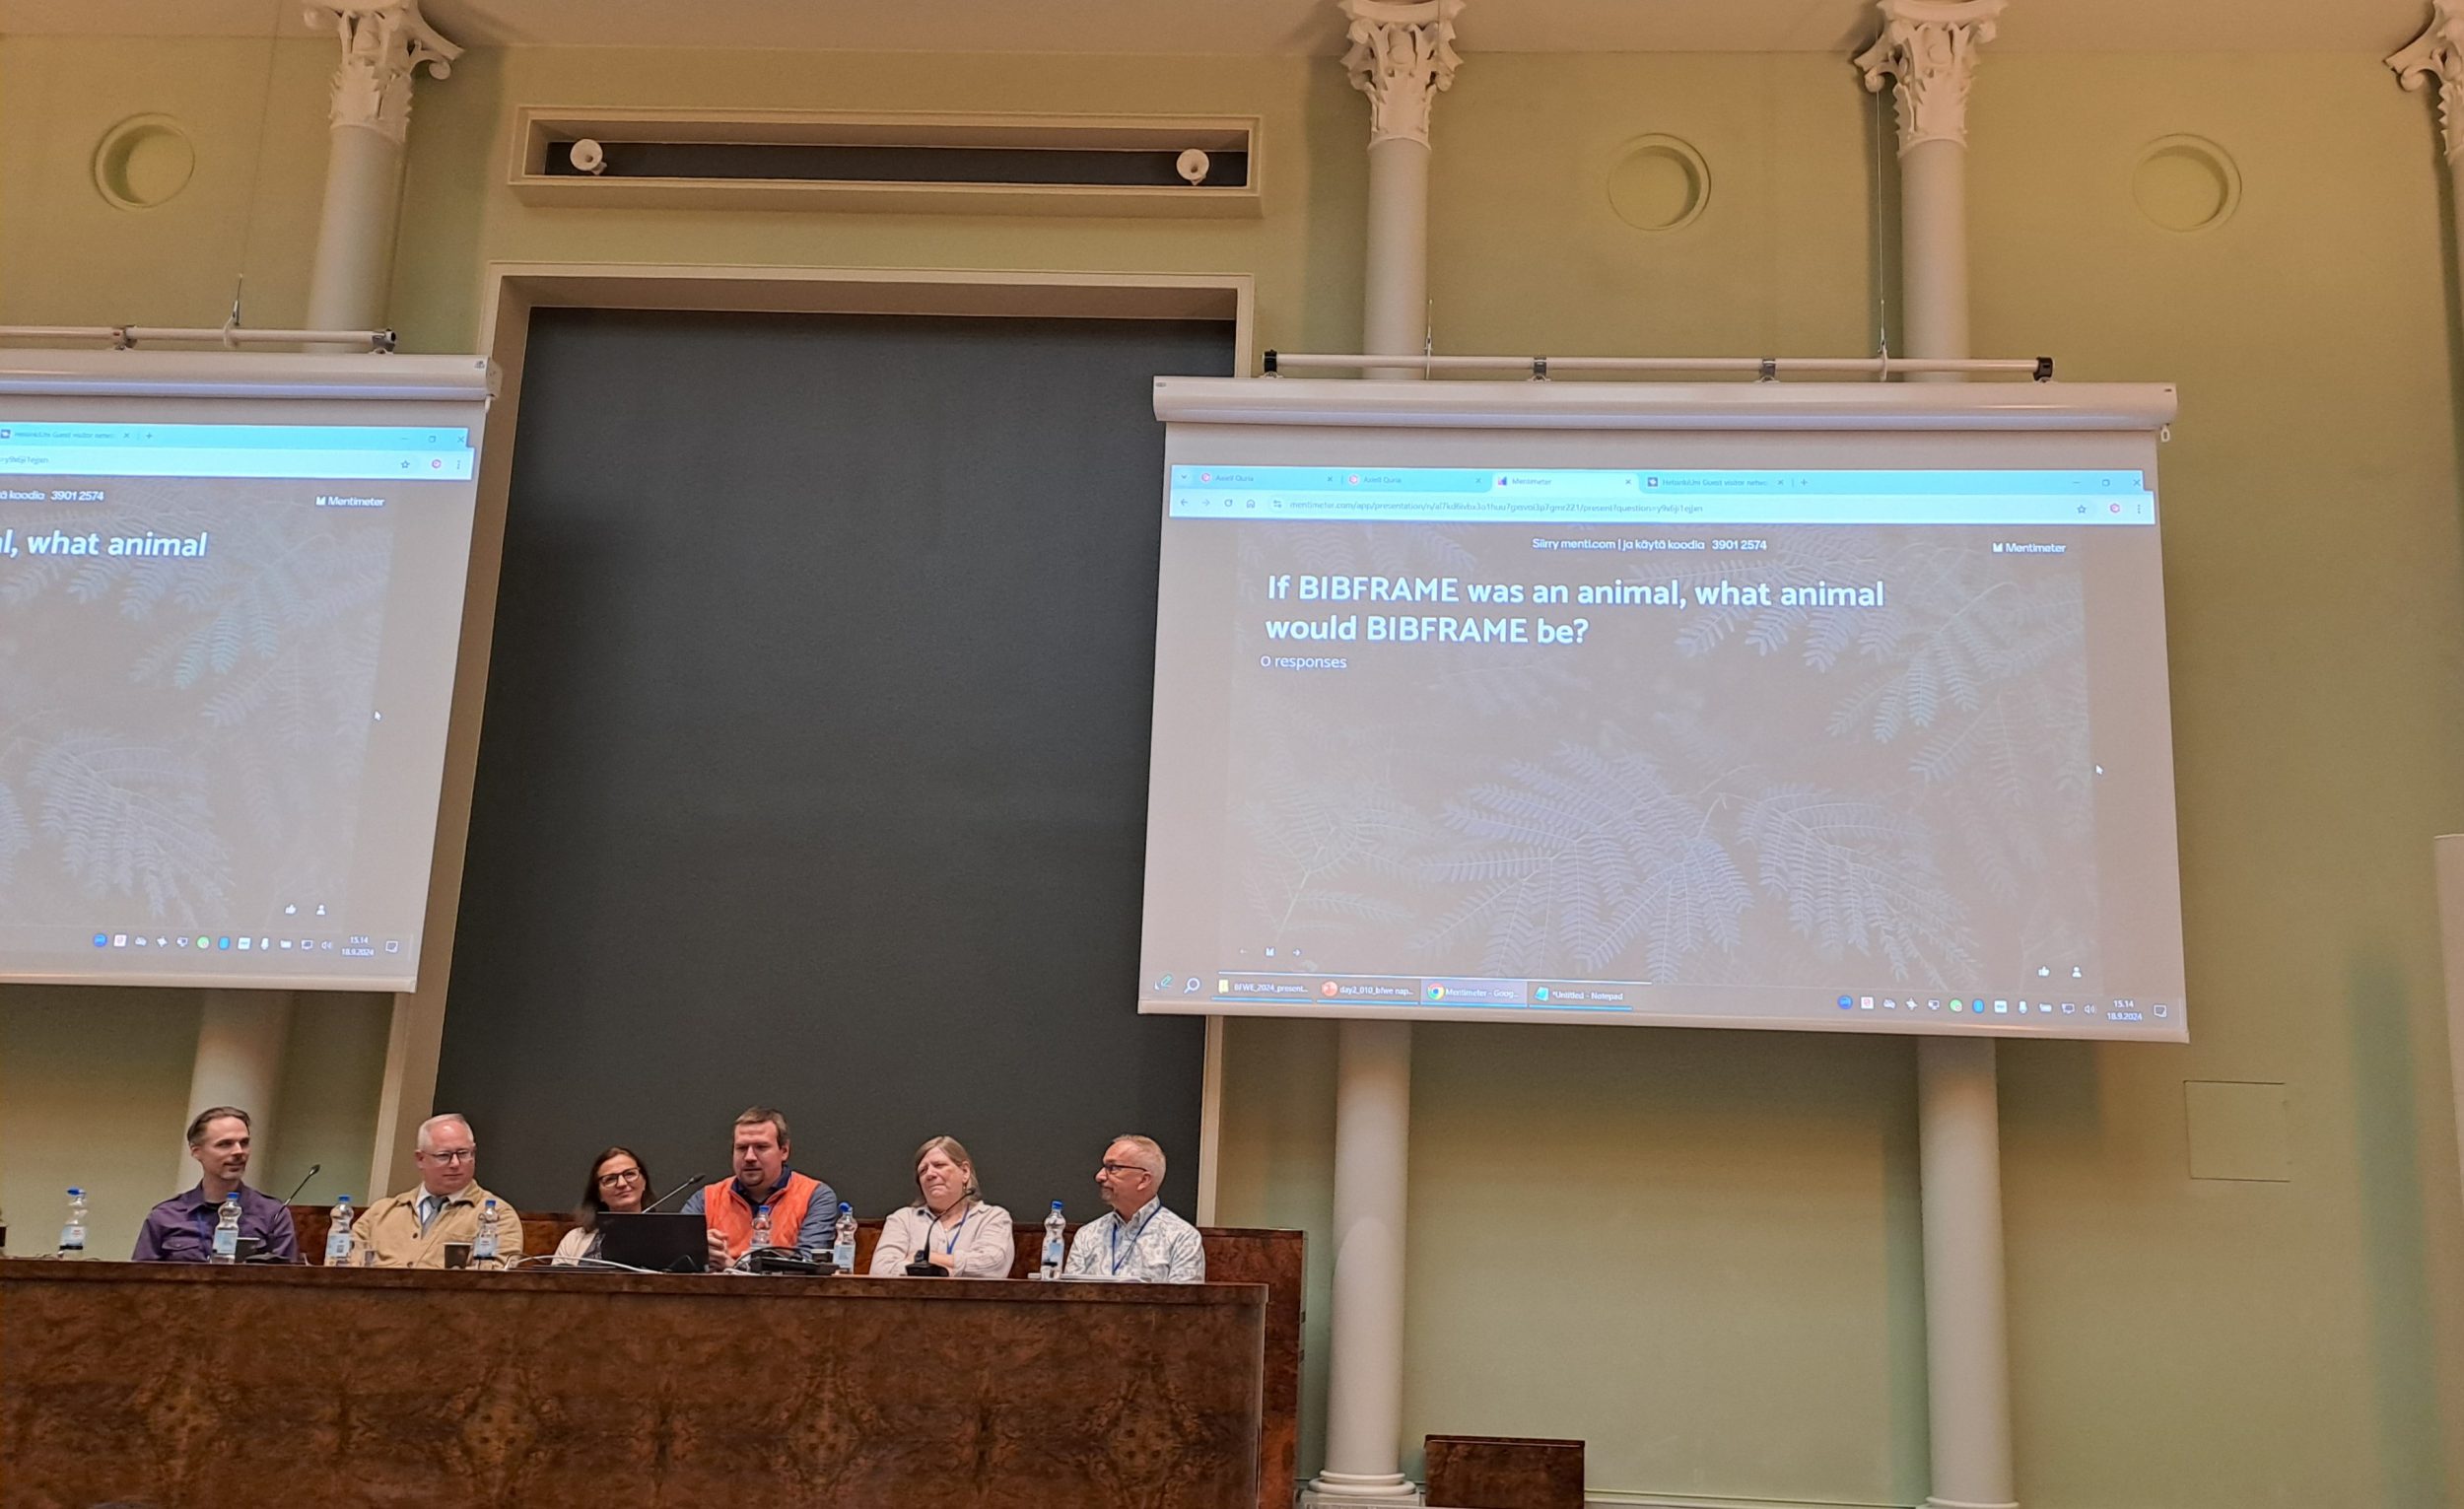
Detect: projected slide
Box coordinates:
(1141, 416, 2189, 1040)
(0, 408, 480, 990)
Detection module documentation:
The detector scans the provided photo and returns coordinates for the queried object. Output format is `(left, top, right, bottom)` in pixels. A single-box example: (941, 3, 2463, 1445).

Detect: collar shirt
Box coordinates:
(680, 1169, 839, 1256)
(868, 1201, 1017, 1277)
(355, 1183, 523, 1269)
(131, 1183, 300, 1264)
(1061, 1196, 1204, 1283)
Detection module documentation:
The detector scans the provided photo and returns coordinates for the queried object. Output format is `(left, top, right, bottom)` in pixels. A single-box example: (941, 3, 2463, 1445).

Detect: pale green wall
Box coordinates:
(0, 36, 388, 1259)
(1224, 48, 2464, 1507)
(2, 34, 2460, 1508)
(0, 988, 387, 1256)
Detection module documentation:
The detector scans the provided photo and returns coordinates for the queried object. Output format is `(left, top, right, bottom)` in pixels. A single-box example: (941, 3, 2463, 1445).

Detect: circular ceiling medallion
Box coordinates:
(1607, 135, 1710, 234)
(2132, 135, 2238, 234)
(94, 114, 196, 211)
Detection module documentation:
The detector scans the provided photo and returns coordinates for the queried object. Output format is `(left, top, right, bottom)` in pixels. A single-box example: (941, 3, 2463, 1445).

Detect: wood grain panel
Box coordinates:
(0, 1264, 1265, 1509)
(284, 1209, 1303, 1509)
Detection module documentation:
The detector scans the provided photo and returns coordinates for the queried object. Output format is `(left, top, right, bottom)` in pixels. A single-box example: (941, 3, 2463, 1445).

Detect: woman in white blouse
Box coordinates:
(868, 1135, 1015, 1277)
(552, 1146, 650, 1265)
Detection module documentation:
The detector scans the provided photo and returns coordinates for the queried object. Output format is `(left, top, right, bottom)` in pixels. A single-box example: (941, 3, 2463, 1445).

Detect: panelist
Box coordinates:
(132, 1106, 300, 1264)
(552, 1146, 651, 1266)
(1063, 1134, 1204, 1282)
(356, 1114, 524, 1269)
(868, 1135, 1015, 1277)
(681, 1106, 838, 1269)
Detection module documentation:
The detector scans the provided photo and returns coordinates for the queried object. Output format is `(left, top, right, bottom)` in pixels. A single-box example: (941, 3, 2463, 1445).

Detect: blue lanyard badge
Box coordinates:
(937, 1206, 978, 1256)
(1109, 1207, 1159, 1275)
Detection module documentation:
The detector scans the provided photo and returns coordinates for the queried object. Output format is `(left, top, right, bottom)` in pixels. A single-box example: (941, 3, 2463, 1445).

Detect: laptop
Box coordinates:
(596, 1212, 709, 1272)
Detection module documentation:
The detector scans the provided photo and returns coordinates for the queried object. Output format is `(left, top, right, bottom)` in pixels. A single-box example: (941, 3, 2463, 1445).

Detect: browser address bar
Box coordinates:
(0, 446, 474, 480)
(1168, 488, 2156, 526)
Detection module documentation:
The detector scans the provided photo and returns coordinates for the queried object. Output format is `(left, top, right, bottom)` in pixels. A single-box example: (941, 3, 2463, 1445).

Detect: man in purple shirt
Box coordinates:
(132, 1106, 300, 1264)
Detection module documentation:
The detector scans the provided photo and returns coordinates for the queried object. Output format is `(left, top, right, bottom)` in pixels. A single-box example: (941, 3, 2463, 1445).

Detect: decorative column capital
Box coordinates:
(2391, 1, 2464, 162)
(1340, 0, 1463, 149)
(1853, 0, 2006, 156)
(305, 0, 460, 145)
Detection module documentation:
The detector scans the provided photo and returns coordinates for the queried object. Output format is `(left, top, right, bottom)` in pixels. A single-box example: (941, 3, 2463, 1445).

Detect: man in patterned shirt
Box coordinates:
(1063, 1133, 1203, 1282)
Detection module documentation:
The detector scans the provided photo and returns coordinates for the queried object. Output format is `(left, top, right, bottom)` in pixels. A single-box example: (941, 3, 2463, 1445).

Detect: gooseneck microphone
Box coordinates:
(282, 1165, 322, 1202)
(642, 1175, 703, 1213)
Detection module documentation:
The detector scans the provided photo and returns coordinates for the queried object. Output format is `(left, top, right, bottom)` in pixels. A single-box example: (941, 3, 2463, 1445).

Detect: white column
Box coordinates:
(1343, 0, 1458, 380)
(1305, 5, 1459, 1504)
(302, 0, 459, 333)
(2391, 3, 2464, 337)
(1857, 7, 2019, 1509)
(1857, 0, 2000, 375)
(179, 3, 461, 1200)
(176, 991, 296, 1189)
(1315, 1021, 1418, 1500)
(1914, 1035, 2016, 1509)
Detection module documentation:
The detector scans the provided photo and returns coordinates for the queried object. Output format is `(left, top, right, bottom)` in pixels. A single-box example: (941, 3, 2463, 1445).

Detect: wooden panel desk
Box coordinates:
(0, 1263, 1265, 1509)
(284, 1208, 1305, 1509)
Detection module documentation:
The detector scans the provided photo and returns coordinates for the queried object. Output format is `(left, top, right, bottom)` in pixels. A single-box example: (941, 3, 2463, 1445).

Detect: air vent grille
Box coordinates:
(511, 107, 1262, 218)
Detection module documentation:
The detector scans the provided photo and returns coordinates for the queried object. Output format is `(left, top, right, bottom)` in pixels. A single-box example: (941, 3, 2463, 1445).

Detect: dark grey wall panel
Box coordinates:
(435, 308, 1228, 1225)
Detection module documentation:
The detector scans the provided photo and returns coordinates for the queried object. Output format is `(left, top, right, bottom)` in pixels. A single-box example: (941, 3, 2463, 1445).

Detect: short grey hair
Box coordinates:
(416, 1114, 474, 1152)
(1108, 1133, 1165, 1180)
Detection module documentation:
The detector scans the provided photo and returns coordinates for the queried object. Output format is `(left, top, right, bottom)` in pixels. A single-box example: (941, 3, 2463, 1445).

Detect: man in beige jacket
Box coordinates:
(355, 1113, 524, 1269)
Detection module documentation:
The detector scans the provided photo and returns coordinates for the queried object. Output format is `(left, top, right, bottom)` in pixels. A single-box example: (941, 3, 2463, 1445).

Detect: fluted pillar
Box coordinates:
(1304, 4, 1459, 1503)
(1857, 6, 2019, 1508)
(303, 0, 459, 333)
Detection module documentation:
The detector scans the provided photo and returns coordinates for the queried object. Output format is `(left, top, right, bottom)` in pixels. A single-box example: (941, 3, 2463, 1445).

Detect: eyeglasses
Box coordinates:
(1098, 1161, 1154, 1176)
(596, 1168, 644, 1188)
(423, 1148, 475, 1164)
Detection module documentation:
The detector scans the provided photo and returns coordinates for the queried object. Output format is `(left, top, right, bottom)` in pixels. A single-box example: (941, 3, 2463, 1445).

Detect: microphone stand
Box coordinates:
(641, 1175, 704, 1214)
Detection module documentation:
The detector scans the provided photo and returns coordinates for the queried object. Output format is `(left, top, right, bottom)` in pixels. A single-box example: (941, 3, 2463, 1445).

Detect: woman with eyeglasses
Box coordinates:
(868, 1135, 1015, 1277)
(552, 1146, 652, 1266)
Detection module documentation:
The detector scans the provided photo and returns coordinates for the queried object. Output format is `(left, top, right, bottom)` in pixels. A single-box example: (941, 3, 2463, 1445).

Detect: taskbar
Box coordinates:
(1146, 970, 2177, 1027)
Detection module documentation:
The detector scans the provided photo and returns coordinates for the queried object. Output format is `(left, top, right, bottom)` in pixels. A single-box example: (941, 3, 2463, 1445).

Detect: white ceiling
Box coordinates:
(0, 0, 2432, 55)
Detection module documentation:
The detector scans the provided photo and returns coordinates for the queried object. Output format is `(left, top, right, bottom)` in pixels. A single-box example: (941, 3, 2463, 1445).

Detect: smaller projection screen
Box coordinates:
(1138, 379, 2188, 1042)
(0, 351, 491, 991)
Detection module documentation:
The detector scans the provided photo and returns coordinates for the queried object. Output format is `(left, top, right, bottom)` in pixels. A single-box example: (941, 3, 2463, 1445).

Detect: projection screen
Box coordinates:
(1139, 379, 2187, 1042)
(0, 351, 491, 992)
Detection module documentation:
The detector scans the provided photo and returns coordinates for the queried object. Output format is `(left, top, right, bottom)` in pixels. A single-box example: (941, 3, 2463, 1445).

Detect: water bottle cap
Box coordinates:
(1051, 1200, 1063, 1209)
(68, 1188, 82, 1197)
(839, 1201, 852, 1213)
(336, 1196, 351, 1204)
(482, 1198, 497, 1207)
(757, 1203, 771, 1215)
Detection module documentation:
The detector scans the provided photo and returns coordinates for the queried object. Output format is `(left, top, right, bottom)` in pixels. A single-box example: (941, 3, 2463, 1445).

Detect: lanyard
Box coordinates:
(931, 1204, 979, 1256)
(1109, 1206, 1159, 1275)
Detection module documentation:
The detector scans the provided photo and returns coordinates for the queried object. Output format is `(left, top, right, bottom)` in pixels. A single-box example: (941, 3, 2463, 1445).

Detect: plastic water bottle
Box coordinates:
(831, 1202, 856, 1273)
(211, 1193, 241, 1264)
(471, 1198, 501, 1269)
(59, 1189, 87, 1256)
(324, 1197, 356, 1266)
(1039, 1201, 1066, 1279)
(750, 1203, 773, 1251)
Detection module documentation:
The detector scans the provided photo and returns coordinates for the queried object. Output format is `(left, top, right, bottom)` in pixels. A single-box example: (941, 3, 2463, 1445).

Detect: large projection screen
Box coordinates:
(1139, 379, 2187, 1042)
(0, 351, 490, 992)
